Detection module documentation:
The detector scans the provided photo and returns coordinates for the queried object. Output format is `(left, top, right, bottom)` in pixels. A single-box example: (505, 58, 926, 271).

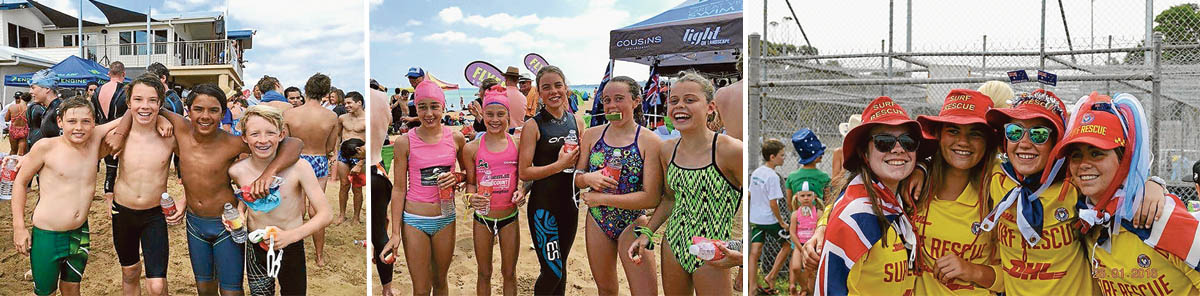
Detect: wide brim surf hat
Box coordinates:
(986, 89, 1068, 141)
(842, 96, 931, 171)
(791, 128, 826, 165)
(917, 89, 996, 140)
(838, 114, 862, 137)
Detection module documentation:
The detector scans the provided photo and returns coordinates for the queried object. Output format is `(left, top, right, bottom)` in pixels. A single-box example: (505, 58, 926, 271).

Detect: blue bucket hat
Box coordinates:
(791, 128, 826, 165)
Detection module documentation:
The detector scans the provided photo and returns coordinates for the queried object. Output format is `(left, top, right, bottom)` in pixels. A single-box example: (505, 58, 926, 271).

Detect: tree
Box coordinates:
(1125, 3, 1200, 64)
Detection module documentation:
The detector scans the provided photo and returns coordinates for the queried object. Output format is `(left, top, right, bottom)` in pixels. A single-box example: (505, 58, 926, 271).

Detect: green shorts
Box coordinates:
(31, 222, 90, 296)
(750, 223, 783, 244)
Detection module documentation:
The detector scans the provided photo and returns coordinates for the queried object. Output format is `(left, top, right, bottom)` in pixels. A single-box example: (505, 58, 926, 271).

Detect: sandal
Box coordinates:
(756, 286, 780, 295)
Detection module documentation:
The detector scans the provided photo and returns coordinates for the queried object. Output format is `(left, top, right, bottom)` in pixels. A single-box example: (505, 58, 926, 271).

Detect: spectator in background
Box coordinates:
(85, 81, 98, 99)
(256, 75, 293, 111)
(147, 62, 185, 115)
(285, 86, 304, 107)
(329, 87, 347, 116)
(5, 91, 28, 155)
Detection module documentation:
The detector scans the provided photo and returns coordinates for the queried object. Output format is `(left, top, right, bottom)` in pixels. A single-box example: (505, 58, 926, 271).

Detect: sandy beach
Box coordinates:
(0, 138, 367, 294)
(375, 135, 743, 295)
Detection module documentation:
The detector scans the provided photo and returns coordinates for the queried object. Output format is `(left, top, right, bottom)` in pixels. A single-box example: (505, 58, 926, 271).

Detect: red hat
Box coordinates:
(1050, 92, 1134, 202)
(1051, 93, 1128, 160)
(985, 89, 1067, 139)
(842, 96, 927, 171)
(917, 89, 995, 140)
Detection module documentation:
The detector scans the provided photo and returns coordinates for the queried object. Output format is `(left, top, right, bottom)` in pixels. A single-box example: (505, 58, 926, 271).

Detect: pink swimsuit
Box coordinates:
(406, 126, 458, 203)
(475, 134, 518, 210)
(794, 205, 820, 242)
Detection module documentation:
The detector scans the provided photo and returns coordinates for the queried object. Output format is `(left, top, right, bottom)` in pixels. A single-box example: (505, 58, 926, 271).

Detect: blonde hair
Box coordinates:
(238, 105, 284, 134)
(672, 71, 715, 102)
(977, 81, 1014, 108)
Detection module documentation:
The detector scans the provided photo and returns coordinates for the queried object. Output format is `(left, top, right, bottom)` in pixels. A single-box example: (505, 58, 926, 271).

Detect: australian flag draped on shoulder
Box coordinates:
(590, 59, 615, 126)
(815, 176, 917, 296)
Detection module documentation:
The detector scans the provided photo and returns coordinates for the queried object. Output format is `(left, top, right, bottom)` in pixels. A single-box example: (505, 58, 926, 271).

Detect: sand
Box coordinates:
(374, 135, 744, 295)
(0, 142, 366, 294)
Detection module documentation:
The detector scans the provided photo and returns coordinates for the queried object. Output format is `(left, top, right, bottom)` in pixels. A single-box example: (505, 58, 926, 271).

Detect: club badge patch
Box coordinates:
(1055, 207, 1069, 222)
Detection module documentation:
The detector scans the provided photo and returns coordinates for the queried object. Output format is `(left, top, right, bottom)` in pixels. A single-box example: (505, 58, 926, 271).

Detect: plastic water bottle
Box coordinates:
(563, 130, 579, 154)
(688, 236, 744, 261)
(160, 193, 177, 216)
(438, 171, 456, 217)
(0, 156, 17, 200)
(223, 203, 248, 244)
(353, 239, 367, 247)
(476, 170, 494, 215)
(601, 149, 623, 192)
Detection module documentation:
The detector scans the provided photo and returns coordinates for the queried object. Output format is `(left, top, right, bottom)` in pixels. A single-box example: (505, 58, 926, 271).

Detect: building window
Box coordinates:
(120, 29, 168, 55)
(7, 24, 42, 48)
(63, 34, 93, 47)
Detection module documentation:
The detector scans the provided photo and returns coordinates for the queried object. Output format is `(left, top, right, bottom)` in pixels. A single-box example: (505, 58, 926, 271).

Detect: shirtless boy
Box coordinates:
(230, 105, 332, 295)
(111, 83, 302, 295)
(282, 73, 340, 266)
(108, 74, 178, 296)
(335, 91, 365, 224)
(11, 96, 124, 296)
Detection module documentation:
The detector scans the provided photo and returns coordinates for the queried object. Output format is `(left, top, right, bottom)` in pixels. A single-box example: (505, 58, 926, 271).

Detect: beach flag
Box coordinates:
(816, 176, 916, 296)
(590, 59, 615, 126)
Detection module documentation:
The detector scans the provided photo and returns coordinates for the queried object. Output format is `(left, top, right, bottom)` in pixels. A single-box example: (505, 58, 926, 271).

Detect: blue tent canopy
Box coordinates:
(4, 55, 128, 88)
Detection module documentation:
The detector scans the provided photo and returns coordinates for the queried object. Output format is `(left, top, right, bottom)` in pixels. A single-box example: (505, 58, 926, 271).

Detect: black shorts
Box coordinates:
(247, 240, 306, 295)
(111, 202, 168, 278)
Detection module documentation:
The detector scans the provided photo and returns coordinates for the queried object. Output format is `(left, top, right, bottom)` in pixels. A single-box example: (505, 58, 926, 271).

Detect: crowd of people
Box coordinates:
(370, 63, 745, 295)
(750, 81, 1200, 295)
(4, 61, 366, 295)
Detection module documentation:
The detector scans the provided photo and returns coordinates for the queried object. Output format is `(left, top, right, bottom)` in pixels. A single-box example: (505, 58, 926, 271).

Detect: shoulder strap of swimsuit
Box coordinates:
(669, 136, 682, 164)
(709, 132, 721, 171)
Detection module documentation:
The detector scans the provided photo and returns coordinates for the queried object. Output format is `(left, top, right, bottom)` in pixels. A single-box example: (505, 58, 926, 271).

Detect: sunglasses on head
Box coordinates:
(1004, 123, 1053, 144)
(871, 134, 918, 153)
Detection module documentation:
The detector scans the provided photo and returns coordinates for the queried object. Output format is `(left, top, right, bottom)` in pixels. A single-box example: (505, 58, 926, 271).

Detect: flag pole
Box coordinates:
(78, 0, 82, 58)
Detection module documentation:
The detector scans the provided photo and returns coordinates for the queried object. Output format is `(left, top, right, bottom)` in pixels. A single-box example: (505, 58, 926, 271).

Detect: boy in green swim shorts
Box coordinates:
(11, 94, 130, 296)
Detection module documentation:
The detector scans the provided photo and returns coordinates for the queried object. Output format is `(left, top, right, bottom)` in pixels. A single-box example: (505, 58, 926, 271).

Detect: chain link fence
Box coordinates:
(749, 2, 1200, 204)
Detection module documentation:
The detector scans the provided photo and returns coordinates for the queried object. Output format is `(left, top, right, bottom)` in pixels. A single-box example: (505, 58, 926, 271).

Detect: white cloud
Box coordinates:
(438, 7, 463, 23)
(462, 13, 540, 31)
(406, 19, 422, 26)
(163, 0, 210, 12)
(225, 0, 366, 91)
(423, 31, 469, 43)
(369, 0, 384, 7)
(372, 28, 413, 45)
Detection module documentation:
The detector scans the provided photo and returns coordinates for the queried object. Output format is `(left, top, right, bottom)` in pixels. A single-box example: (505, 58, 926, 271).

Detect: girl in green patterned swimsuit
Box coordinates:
(629, 71, 743, 295)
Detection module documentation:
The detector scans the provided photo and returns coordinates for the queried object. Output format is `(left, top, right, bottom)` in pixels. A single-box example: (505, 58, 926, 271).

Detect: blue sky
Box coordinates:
(34, 0, 365, 93)
(369, 0, 682, 89)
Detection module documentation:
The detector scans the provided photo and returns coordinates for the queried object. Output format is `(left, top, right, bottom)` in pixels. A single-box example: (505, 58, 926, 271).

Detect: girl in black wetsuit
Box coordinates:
(518, 65, 584, 295)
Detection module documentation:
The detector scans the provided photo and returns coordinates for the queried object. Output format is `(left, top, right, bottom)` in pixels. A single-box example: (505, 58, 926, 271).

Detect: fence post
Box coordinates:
(749, 33, 762, 170)
(982, 35, 988, 77)
(1152, 32, 1162, 177)
(1040, 0, 1047, 69)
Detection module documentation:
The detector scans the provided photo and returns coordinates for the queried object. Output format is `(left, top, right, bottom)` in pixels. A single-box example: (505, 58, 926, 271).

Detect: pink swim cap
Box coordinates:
(482, 85, 509, 110)
(414, 80, 445, 106)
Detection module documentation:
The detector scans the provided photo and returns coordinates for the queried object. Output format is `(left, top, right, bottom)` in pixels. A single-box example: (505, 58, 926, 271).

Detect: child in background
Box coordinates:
(786, 128, 830, 220)
(342, 139, 367, 189)
(789, 182, 821, 296)
(749, 138, 788, 295)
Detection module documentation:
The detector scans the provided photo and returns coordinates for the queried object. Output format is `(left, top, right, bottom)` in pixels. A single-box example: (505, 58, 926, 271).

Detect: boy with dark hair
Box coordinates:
(282, 73, 340, 266)
(749, 138, 789, 295)
(284, 86, 303, 107)
(105, 74, 178, 296)
(11, 95, 126, 295)
(334, 91, 364, 224)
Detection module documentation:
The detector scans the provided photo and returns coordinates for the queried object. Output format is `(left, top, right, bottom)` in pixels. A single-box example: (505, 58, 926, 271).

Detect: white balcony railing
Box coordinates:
(67, 39, 242, 74)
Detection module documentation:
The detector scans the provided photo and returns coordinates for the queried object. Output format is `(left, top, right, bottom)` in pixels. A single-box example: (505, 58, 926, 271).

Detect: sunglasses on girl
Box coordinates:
(1003, 123, 1053, 144)
(872, 134, 919, 152)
